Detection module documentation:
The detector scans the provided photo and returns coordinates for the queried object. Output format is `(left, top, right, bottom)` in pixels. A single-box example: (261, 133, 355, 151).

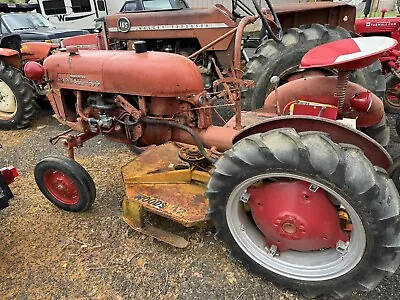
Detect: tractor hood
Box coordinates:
(43, 49, 204, 97)
(17, 28, 89, 43)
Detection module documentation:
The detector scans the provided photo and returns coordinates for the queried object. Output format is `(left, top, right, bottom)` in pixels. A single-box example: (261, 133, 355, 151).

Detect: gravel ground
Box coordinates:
(0, 109, 399, 300)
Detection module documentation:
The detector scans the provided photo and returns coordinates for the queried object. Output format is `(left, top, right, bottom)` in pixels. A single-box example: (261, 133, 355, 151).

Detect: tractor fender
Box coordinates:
(0, 48, 21, 69)
(61, 33, 105, 50)
(232, 115, 392, 170)
(264, 76, 384, 128)
(21, 42, 57, 62)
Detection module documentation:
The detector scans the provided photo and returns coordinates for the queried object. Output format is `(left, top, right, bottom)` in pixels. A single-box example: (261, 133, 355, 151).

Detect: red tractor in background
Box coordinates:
(355, 0, 400, 113)
(0, 33, 57, 130)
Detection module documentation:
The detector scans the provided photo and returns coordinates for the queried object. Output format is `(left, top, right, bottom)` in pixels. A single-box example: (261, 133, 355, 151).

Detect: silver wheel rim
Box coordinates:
(226, 173, 366, 281)
(0, 80, 17, 119)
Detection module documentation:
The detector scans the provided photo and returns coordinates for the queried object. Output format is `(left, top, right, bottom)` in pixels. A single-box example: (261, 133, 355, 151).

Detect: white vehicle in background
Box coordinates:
(29, 0, 125, 31)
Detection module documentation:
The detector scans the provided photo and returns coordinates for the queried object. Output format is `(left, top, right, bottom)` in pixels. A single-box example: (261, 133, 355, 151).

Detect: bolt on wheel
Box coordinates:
(35, 156, 96, 212)
(207, 128, 400, 297)
(227, 174, 365, 281)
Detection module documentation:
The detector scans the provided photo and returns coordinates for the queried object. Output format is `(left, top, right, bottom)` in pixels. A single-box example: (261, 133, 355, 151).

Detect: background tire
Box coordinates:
(396, 114, 400, 137)
(383, 74, 400, 113)
(361, 114, 390, 147)
(207, 128, 400, 298)
(35, 94, 53, 110)
(389, 154, 400, 192)
(35, 156, 96, 212)
(242, 24, 388, 146)
(0, 61, 35, 129)
(242, 24, 385, 110)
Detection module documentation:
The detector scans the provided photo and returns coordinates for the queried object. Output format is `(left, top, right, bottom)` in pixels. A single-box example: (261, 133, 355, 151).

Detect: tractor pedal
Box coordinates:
(122, 215, 189, 248)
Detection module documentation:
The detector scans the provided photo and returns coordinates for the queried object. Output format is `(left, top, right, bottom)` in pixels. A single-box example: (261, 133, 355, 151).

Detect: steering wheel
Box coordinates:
(252, 0, 283, 42)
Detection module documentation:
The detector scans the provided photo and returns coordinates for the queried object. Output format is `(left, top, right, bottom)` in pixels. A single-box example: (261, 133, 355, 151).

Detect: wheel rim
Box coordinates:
(43, 169, 80, 205)
(0, 80, 17, 119)
(226, 172, 366, 281)
(385, 82, 400, 108)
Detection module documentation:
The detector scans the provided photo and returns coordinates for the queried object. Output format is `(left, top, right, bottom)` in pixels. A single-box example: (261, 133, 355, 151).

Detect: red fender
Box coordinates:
(233, 115, 392, 170)
(0, 48, 21, 69)
(61, 33, 105, 50)
(264, 76, 384, 128)
(21, 42, 57, 62)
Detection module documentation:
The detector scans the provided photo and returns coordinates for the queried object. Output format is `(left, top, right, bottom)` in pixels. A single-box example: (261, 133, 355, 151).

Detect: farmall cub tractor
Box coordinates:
(63, 0, 387, 123)
(32, 29, 400, 297)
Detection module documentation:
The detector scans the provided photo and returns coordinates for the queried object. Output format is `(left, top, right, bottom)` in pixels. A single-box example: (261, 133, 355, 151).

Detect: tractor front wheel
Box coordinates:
(35, 156, 96, 212)
(207, 128, 400, 298)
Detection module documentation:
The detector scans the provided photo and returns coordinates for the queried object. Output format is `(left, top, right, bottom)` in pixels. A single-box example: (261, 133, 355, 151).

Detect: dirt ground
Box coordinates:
(0, 110, 399, 300)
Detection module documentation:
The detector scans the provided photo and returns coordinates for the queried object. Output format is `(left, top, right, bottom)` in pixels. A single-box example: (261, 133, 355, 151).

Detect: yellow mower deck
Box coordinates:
(121, 142, 210, 248)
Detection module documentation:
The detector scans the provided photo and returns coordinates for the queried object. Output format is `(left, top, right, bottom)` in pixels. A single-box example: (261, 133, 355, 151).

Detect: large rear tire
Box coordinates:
(243, 24, 385, 110)
(0, 61, 35, 129)
(207, 128, 400, 298)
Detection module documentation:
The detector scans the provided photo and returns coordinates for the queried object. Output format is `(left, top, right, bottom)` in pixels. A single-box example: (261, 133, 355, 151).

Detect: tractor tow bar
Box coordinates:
(50, 130, 97, 159)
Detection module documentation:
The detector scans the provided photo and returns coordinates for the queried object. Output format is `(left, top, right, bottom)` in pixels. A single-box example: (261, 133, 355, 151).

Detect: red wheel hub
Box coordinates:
(247, 180, 348, 252)
(43, 170, 79, 205)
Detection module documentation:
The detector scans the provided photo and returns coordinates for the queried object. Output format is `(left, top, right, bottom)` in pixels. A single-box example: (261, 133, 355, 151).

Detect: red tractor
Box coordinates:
(61, 0, 391, 150)
(63, 2, 384, 110)
(0, 33, 56, 129)
(355, 0, 400, 112)
(30, 16, 400, 296)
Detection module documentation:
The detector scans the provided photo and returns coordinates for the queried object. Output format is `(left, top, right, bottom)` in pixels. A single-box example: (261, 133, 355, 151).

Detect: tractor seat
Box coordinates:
(300, 36, 397, 70)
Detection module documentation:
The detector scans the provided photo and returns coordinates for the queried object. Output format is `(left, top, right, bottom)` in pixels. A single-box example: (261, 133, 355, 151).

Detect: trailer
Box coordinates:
(31, 0, 124, 31)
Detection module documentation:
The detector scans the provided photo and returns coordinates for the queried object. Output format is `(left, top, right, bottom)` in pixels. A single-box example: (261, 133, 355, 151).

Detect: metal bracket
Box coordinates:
(122, 198, 189, 248)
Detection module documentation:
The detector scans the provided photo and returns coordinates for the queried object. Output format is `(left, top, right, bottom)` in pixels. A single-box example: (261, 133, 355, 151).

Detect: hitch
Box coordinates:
(50, 130, 97, 159)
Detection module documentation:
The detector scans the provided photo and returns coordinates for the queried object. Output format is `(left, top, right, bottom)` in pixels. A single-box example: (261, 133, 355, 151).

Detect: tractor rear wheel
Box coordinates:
(0, 61, 35, 129)
(34, 156, 96, 212)
(207, 128, 400, 298)
(243, 24, 388, 146)
(243, 24, 385, 110)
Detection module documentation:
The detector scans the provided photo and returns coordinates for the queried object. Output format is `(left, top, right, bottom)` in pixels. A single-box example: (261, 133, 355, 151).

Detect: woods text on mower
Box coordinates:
(32, 33, 400, 297)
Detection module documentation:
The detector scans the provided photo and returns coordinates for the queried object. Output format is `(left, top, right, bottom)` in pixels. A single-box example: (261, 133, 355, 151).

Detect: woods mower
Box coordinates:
(32, 33, 400, 297)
